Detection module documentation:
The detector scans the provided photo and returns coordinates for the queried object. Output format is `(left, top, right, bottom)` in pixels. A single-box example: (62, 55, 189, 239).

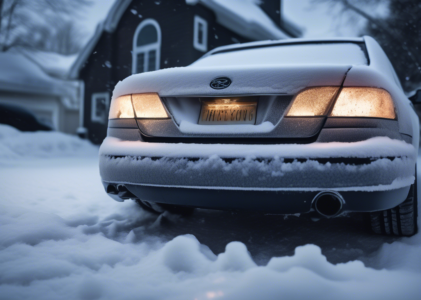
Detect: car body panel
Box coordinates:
(100, 36, 419, 214)
(112, 65, 351, 99)
(343, 36, 419, 146)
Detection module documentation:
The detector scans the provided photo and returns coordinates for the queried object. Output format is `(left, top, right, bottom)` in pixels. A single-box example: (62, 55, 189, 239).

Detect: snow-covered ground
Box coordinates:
(1, 125, 421, 300)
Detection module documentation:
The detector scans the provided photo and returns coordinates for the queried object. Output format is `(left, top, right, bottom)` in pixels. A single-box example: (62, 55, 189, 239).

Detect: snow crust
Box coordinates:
(100, 136, 416, 190)
(0, 125, 97, 160)
(100, 155, 414, 190)
(0, 129, 421, 299)
(100, 136, 416, 159)
(191, 43, 368, 68)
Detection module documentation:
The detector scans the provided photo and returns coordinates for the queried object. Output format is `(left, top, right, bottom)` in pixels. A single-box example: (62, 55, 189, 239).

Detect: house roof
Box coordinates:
(197, 0, 290, 41)
(14, 47, 78, 80)
(0, 52, 79, 109)
(69, 0, 300, 79)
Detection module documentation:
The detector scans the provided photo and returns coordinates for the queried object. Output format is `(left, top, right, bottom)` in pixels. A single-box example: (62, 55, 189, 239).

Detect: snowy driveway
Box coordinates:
(0, 127, 420, 299)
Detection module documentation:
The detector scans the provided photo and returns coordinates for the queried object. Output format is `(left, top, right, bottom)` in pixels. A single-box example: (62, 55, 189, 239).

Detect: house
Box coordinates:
(0, 52, 81, 134)
(68, 0, 301, 144)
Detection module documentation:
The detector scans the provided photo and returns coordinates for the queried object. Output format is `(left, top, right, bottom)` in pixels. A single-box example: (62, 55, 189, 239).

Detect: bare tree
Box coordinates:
(311, 0, 421, 92)
(0, 0, 93, 54)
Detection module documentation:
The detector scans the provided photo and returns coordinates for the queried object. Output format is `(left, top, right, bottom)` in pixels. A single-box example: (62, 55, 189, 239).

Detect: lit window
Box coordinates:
(91, 92, 110, 124)
(193, 15, 208, 52)
(132, 19, 161, 74)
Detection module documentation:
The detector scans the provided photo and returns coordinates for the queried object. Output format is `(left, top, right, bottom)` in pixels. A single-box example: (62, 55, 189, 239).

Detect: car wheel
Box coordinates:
(135, 199, 195, 216)
(368, 171, 418, 236)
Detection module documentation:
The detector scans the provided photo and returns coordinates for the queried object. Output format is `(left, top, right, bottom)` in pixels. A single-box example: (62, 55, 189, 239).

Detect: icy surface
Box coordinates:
(100, 136, 416, 159)
(191, 43, 368, 67)
(1, 129, 421, 299)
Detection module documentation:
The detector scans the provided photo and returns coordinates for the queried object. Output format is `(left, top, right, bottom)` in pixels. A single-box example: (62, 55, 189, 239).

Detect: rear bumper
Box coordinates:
(99, 136, 416, 213)
(107, 183, 411, 213)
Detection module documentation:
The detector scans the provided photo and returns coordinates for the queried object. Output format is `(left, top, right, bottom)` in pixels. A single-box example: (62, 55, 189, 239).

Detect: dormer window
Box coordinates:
(132, 19, 161, 74)
(193, 15, 208, 52)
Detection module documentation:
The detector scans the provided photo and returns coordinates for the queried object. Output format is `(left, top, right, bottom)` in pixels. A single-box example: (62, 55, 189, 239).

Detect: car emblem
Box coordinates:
(210, 77, 232, 89)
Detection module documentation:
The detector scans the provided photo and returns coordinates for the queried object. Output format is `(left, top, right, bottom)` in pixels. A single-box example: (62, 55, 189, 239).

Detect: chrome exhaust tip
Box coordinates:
(313, 191, 344, 218)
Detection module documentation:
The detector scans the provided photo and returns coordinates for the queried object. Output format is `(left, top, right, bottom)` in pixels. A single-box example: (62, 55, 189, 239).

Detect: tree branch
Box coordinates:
(341, 0, 421, 69)
(1, 0, 18, 52)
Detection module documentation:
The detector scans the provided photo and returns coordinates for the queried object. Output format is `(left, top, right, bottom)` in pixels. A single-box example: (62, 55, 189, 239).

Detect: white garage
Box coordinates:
(0, 52, 81, 134)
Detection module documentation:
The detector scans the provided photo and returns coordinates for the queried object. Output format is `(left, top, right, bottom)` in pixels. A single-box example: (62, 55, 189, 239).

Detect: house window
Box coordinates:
(193, 15, 208, 52)
(132, 19, 161, 74)
(91, 92, 110, 124)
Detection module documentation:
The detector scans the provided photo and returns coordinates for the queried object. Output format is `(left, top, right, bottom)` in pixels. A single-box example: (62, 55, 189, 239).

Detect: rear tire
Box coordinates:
(368, 172, 418, 236)
(135, 199, 195, 216)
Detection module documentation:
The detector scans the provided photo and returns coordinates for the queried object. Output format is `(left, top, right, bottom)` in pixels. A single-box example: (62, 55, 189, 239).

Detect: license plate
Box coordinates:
(199, 100, 257, 125)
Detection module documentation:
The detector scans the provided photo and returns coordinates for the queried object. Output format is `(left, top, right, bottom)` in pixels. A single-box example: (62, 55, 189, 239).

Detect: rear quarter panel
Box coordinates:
(343, 36, 419, 150)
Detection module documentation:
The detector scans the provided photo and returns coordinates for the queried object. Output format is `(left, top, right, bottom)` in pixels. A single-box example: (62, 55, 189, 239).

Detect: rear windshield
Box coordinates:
(191, 43, 368, 67)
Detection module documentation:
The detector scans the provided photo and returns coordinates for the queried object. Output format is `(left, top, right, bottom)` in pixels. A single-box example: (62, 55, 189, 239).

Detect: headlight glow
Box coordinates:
(108, 95, 134, 119)
(330, 87, 395, 119)
(132, 93, 168, 118)
(286, 87, 339, 116)
(287, 86, 396, 120)
(108, 93, 168, 119)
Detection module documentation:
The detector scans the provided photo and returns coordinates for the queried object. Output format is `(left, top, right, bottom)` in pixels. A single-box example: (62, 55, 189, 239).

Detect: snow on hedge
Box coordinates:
(0, 125, 97, 159)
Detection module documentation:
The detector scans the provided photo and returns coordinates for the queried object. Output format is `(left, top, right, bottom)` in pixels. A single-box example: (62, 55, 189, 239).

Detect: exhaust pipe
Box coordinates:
(105, 184, 136, 202)
(313, 191, 344, 218)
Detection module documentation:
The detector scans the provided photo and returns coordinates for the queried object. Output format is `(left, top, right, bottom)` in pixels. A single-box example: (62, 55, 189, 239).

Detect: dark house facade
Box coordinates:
(70, 0, 299, 144)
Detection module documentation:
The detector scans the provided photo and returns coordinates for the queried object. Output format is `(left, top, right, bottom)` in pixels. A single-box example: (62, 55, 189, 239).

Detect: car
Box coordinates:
(99, 37, 419, 236)
(0, 103, 53, 132)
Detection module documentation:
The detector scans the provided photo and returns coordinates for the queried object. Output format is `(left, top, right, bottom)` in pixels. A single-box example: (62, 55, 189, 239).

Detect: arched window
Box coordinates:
(132, 19, 161, 74)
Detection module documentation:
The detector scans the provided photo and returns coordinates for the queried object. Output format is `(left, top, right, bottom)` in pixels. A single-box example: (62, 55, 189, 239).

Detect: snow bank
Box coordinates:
(1, 214, 421, 300)
(0, 125, 97, 160)
(0, 153, 421, 299)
